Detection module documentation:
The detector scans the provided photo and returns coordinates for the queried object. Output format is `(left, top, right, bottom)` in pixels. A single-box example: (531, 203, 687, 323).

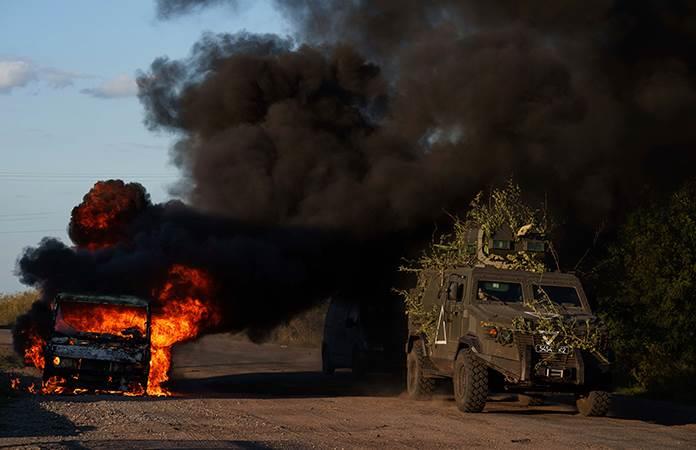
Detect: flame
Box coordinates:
(10, 377, 20, 390)
(69, 180, 148, 249)
(22, 264, 217, 397)
(24, 332, 46, 370)
(147, 265, 220, 396)
(56, 302, 147, 338)
(41, 376, 66, 395)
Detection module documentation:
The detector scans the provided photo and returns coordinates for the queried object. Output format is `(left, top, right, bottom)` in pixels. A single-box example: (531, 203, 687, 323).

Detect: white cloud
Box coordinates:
(0, 58, 90, 93)
(0, 60, 35, 93)
(80, 75, 138, 99)
(40, 67, 86, 88)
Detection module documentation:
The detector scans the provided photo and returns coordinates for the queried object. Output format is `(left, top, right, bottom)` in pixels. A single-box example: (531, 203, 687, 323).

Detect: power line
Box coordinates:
(0, 217, 65, 222)
(0, 229, 65, 235)
(0, 212, 62, 218)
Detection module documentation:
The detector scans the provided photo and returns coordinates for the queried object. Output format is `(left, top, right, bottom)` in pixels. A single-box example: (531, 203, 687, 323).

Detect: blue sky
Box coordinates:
(0, 0, 288, 293)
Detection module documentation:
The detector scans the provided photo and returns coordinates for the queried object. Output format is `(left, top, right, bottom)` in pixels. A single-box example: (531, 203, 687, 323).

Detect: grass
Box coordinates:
(0, 291, 38, 327)
(270, 301, 328, 348)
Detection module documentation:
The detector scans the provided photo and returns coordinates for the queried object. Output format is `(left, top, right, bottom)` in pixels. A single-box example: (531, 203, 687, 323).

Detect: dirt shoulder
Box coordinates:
(0, 332, 695, 449)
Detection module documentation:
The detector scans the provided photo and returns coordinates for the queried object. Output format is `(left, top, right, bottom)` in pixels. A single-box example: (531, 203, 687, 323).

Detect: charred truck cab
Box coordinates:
(405, 226, 612, 417)
(43, 293, 152, 392)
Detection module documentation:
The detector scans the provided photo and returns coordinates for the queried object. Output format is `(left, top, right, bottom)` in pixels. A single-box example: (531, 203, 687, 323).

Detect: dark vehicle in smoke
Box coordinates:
(322, 297, 405, 375)
(406, 267, 612, 416)
(42, 293, 151, 393)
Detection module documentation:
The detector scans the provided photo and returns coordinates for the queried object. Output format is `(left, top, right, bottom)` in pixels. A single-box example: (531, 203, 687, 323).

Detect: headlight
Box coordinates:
(480, 322, 514, 345)
(481, 322, 499, 339)
(52, 356, 77, 368)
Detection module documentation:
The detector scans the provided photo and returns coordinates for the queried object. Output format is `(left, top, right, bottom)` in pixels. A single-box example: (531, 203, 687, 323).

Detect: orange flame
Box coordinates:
(147, 265, 219, 396)
(24, 332, 46, 370)
(69, 180, 148, 249)
(41, 376, 66, 395)
(56, 302, 147, 338)
(23, 264, 217, 397)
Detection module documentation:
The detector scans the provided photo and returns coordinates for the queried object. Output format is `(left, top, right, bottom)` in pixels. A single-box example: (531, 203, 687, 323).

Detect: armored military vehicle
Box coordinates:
(42, 293, 152, 393)
(404, 222, 612, 416)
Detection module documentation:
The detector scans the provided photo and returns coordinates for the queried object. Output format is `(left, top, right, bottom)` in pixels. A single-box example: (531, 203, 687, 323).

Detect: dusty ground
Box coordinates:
(1, 330, 696, 449)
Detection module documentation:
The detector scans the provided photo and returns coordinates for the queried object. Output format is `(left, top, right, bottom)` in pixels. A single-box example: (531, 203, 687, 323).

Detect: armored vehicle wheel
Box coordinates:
(321, 344, 335, 375)
(518, 394, 544, 406)
(576, 391, 611, 417)
(453, 349, 488, 413)
(406, 341, 435, 400)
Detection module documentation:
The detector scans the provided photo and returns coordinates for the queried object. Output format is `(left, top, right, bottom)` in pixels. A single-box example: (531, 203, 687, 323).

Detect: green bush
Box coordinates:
(597, 182, 696, 399)
(0, 291, 38, 327)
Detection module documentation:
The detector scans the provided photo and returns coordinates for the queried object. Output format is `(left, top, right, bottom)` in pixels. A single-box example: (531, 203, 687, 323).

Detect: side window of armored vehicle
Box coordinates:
(446, 277, 466, 302)
(476, 281, 523, 303)
(533, 285, 582, 308)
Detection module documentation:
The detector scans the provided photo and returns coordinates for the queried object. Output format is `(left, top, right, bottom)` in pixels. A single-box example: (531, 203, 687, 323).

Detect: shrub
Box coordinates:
(0, 291, 38, 327)
(597, 182, 696, 399)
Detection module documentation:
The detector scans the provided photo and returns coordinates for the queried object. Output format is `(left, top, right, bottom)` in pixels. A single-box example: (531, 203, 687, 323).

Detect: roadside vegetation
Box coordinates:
(269, 301, 328, 348)
(0, 291, 37, 327)
(595, 181, 696, 402)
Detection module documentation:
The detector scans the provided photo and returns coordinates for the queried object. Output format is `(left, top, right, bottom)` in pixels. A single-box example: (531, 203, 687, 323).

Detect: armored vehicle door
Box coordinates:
(431, 273, 467, 367)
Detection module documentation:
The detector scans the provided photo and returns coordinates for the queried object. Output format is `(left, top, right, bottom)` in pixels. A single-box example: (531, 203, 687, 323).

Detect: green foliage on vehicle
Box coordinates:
(398, 181, 551, 343)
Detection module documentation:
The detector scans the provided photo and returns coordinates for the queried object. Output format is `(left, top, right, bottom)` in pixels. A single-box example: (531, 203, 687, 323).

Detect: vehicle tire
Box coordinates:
(321, 344, 335, 375)
(518, 394, 544, 406)
(406, 341, 435, 400)
(576, 391, 611, 417)
(453, 349, 488, 413)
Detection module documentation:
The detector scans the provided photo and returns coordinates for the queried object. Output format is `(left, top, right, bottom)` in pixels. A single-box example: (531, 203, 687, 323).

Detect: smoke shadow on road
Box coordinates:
(169, 371, 405, 399)
(0, 397, 95, 438)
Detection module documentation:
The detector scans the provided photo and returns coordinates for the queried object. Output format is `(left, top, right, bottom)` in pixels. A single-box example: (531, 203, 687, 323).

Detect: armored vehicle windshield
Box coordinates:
(532, 284, 583, 309)
(476, 281, 523, 303)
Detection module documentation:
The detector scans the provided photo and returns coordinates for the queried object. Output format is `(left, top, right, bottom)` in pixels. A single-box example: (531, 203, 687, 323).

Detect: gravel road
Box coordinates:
(1, 330, 696, 449)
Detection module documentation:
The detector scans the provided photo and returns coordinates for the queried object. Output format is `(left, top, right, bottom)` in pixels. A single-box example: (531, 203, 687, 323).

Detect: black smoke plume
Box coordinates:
(14, 1, 696, 362)
(149, 0, 696, 239)
(14, 180, 402, 356)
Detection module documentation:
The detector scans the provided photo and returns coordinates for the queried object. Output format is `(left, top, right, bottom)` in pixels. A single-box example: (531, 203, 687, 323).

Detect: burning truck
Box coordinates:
(15, 181, 222, 397)
(42, 293, 152, 394)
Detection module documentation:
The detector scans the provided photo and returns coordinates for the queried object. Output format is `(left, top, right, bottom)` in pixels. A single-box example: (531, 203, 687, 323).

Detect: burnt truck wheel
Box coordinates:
(576, 391, 611, 417)
(453, 349, 488, 413)
(321, 344, 335, 375)
(406, 341, 435, 400)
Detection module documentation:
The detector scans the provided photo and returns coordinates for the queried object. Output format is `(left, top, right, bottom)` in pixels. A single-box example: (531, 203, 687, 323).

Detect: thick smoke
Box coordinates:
(14, 1, 696, 364)
(148, 0, 696, 245)
(15, 181, 400, 356)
